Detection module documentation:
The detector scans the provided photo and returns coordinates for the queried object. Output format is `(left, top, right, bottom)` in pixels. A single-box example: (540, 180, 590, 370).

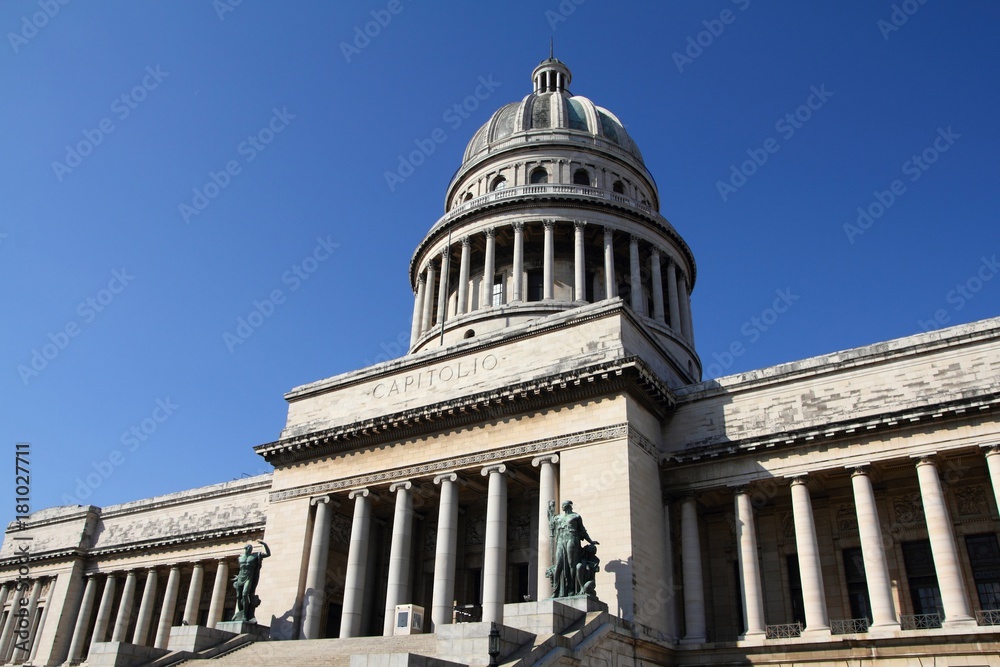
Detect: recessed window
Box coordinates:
(530, 167, 548, 184)
(527, 269, 544, 302)
(491, 177, 507, 192)
(573, 169, 591, 186)
(491, 274, 504, 306)
(612, 180, 625, 194)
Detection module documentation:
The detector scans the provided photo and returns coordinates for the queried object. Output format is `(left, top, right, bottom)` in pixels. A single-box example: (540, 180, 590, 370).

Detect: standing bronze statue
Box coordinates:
(545, 500, 600, 598)
(232, 539, 270, 623)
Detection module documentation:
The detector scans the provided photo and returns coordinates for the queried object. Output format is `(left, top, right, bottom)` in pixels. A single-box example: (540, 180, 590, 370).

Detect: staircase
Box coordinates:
(172, 633, 443, 667)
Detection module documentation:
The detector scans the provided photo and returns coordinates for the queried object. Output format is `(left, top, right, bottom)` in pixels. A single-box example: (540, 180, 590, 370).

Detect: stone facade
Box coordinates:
(2, 58, 999, 667)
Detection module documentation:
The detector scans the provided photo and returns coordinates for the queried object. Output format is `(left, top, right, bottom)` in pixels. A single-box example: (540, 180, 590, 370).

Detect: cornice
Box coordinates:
(258, 355, 674, 465)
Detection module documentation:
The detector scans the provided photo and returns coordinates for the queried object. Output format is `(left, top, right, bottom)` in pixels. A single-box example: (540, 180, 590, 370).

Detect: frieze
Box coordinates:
(955, 484, 990, 516)
(269, 423, 629, 503)
(836, 504, 858, 532)
(508, 512, 531, 545)
(465, 511, 485, 547)
(330, 512, 353, 545)
(891, 492, 924, 526)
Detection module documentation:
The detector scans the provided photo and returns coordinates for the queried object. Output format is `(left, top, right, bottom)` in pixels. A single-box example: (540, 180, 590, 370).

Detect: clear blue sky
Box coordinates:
(2, 1, 998, 513)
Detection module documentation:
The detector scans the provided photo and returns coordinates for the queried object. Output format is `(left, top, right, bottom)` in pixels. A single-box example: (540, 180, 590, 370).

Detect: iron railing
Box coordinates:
(900, 613, 942, 630)
(831, 618, 870, 634)
(765, 622, 802, 639)
(976, 609, 1000, 626)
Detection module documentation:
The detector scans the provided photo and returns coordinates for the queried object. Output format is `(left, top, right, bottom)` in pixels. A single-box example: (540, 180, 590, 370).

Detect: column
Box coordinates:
(421, 264, 436, 332)
(207, 560, 229, 629)
(666, 258, 681, 333)
(0, 584, 9, 644)
(629, 236, 645, 315)
(662, 501, 679, 639)
(512, 222, 524, 302)
(153, 566, 181, 649)
(914, 456, 975, 626)
(984, 446, 1000, 518)
(182, 563, 205, 626)
(481, 228, 496, 308)
(431, 474, 460, 629)
(680, 498, 706, 643)
(410, 276, 426, 345)
(91, 574, 117, 649)
(650, 249, 665, 322)
(734, 488, 766, 638)
(603, 228, 616, 299)
(436, 247, 450, 325)
(457, 237, 471, 314)
(482, 465, 509, 625)
(12, 578, 43, 663)
(383, 481, 413, 636)
(533, 455, 559, 599)
(0, 582, 24, 659)
(573, 221, 586, 302)
(850, 467, 900, 630)
(111, 570, 137, 642)
(340, 489, 372, 639)
(301, 495, 334, 640)
(543, 220, 555, 300)
(678, 272, 694, 344)
(131, 569, 158, 646)
(789, 476, 830, 635)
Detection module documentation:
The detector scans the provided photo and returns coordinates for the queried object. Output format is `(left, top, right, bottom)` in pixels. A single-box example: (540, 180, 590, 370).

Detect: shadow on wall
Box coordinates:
(605, 556, 634, 620)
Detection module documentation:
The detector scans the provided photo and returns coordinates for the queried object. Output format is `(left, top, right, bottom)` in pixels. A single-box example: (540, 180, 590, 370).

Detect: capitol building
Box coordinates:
(3, 57, 1000, 667)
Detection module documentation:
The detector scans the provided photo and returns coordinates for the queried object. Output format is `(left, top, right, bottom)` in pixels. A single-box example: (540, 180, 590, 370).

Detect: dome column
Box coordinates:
(679, 271, 695, 345)
(543, 220, 555, 300)
(410, 276, 426, 346)
(574, 221, 587, 302)
(457, 237, 471, 314)
(481, 228, 496, 308)
(629, 236, 645, 316)
(603, 228, 616, 299)
(650, 248, 665, 322)
(666, 258, 681, 334)
(512, 222, 525, 302)
(421, 264, 436, 333)
(436, 247, 451, 325)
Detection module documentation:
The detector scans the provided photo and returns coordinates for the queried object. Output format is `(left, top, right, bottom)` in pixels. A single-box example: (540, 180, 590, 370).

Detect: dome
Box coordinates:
(460, 60, 645, 168)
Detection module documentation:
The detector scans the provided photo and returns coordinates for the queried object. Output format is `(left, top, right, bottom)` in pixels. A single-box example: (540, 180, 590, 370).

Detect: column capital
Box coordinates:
(982, 444, 1000, 457)
(311, 494, 333, 506)
(848, 463, 873, 478)
(603, 227, 614, 240)
(481, 463, 508, 477)
(460, 236, 471, 247)
(629, 234, 641, 245)
(348, 488, 371, 500)
(729, 484, 751, 496)
(433, 472, 458, 485)
(543, 219, 555, 231)
(417, 274, 426, 286)
(649, 246, 661, 258)
(512, 221, 524, 232)
(531, 454, 559, 467)
(573, 219, 587, 231)
(911, 452, 939, 467)
(786, 473, 810, 486)
(485, 226, 496, 238)
(440, 245, 450, 258)
(389, 480, 412, 493)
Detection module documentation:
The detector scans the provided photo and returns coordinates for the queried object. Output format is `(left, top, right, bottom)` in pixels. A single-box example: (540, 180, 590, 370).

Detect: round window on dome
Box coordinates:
(491, 177, 507, 192)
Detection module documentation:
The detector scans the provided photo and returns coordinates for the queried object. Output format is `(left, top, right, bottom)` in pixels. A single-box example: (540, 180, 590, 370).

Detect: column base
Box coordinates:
(869, 620, 901, 634)
(738, 630, 767, 646)
(943, 616, 979, 630)
(801, 626, 832, 639)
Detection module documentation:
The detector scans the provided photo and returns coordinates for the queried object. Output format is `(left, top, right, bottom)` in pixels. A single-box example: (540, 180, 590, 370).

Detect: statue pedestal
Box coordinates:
(502, 596, 608, 636)
(216, 621, 271, 640)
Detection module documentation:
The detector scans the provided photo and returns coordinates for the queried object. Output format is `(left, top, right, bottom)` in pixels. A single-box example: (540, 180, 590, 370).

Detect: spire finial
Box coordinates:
(550, 38, 554, 60)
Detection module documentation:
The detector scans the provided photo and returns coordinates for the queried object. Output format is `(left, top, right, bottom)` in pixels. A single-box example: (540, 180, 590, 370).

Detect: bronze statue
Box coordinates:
(232, 539, 270, 623)
(545, 500, 599, 598)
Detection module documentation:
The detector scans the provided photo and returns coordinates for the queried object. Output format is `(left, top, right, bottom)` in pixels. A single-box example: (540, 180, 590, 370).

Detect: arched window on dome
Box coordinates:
(464, 192, 473, 202)
(530, 168, 548, 185)
(491, 177, 507, 192)
(573, 169, 591, 186)
(612, 180, 625, 195)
